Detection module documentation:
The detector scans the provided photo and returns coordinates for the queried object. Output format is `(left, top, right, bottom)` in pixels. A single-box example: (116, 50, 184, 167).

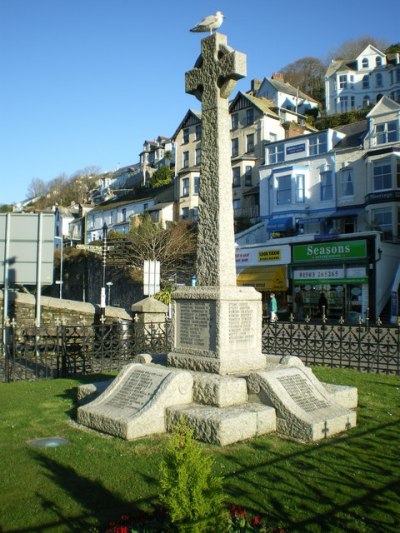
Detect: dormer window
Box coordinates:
(375, 121, 399, 144)
(376, 57, 382, 67)
(309, 135, 327, 156)
(362, 58, 369, 69)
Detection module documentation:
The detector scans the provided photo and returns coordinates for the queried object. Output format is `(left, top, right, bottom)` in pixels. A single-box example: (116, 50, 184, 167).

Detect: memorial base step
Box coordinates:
(167, 402, 276, 446)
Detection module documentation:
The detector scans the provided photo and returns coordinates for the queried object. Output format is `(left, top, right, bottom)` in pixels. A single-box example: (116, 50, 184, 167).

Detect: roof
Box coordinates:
(89, 184, 174, 213)
(334, 120, 368, 149)
(264, 77, 319, 104)
(229, 91, 279, 118)
(171, 109, 201, 140)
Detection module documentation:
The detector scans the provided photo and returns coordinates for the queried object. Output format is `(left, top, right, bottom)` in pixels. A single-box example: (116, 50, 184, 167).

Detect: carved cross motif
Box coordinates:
(185, 33, 246, 103)
(185, 33, 246, 287)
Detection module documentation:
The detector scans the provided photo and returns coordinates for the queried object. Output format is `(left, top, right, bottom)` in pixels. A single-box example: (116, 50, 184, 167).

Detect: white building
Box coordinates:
(325, 44, 400, 115)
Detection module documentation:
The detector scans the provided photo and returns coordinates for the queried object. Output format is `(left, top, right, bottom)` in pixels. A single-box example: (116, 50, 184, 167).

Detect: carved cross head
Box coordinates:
(185, 33, 246, 102)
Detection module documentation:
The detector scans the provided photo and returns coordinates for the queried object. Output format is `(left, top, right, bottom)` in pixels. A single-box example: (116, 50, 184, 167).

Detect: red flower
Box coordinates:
(252, 515, 261, 526)
(120, 514, 129, 521)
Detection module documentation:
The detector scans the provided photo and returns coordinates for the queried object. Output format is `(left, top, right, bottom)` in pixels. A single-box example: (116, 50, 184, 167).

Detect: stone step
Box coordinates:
(167, 402, 276, 446)
(192, 372, 248, 407)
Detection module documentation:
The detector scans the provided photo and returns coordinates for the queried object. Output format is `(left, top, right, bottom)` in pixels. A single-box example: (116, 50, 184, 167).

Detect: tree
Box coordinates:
(159, 418, 226, 533)
(148, 165, 173, 188)
(27, 177, 48, 199)
(107, 215, 197, 284)
(327, 36, 390, 61)
(385, 43, 400, 54)
(0, 204, 13, 213)
(280, 56, 325, 102)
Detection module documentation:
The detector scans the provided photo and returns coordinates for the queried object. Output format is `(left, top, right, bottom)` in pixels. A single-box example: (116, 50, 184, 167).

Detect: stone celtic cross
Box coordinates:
(185, 33, 246, 287)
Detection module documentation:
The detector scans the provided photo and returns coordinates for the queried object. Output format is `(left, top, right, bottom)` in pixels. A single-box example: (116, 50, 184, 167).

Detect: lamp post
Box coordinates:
(106, 281, 113, 306)
(100, 222, 108, 318)
(55, 235, 63, 299)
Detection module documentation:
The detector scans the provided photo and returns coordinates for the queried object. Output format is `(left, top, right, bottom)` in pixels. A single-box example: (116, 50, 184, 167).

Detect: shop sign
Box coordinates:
(258, 249, 281, 262)
(293, 240, 367, 262)
(236, 245, 289, 266)
(293, 267, 368, 285)
(286, 143, 305, 155)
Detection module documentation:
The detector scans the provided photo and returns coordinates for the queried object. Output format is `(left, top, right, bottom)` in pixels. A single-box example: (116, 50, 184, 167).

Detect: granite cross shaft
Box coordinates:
(185, 33, 246, 287)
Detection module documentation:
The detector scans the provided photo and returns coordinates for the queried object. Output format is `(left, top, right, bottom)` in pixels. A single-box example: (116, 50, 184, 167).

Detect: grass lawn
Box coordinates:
(0, 367, 399, 533)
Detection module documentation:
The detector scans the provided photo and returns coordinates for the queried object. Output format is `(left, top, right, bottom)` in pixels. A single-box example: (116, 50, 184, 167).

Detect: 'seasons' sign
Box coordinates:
(293, 240, 367, 262)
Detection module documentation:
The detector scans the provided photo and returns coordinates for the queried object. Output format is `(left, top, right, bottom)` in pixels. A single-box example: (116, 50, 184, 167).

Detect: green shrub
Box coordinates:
(159, 418, 226, 533)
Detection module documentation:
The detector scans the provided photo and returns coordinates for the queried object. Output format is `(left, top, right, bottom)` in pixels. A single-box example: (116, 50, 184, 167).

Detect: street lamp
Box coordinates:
(100, 222, 108, 318)
(106, 281, 113, 306)
(55, 235, 63, 299)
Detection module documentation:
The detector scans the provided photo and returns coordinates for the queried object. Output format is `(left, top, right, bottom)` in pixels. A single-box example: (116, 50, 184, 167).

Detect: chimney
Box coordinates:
(272, 72, 284, 81)
(250, 78, 262, 94)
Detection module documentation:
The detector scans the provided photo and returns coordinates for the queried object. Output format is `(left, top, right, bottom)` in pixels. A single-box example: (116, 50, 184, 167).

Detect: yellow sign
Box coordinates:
(258, 249, 281, 262)
(237, 266, 287, 291)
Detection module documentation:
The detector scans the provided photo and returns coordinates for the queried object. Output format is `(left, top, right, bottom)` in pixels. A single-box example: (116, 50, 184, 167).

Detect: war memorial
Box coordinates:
(77, 31, 357, 446)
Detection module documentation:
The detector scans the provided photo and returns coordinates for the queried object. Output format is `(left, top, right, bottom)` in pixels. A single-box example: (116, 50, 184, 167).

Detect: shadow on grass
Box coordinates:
(9, 450, 158, 532)
(223, 419, 400, 532)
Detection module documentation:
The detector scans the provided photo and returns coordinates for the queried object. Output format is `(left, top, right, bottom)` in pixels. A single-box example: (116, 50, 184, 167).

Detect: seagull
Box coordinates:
(190, 11, 224, 34)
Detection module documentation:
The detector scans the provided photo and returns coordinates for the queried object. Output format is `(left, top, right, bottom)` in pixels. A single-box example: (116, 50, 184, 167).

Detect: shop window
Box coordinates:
(373, 160, 391, 190)
(320, 171, 333, 201)
(277, 174, 291, 205)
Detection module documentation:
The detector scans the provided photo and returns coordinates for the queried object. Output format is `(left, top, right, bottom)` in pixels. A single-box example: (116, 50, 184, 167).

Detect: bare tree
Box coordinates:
(280, 56, 325, 101)
(327, 36, 390, 61)
(107, 215, 197, 284)
(27, 177, 48, 199)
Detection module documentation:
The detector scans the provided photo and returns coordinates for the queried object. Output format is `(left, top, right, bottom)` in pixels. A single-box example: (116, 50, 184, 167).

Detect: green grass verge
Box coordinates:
(0, 368, 399, 532)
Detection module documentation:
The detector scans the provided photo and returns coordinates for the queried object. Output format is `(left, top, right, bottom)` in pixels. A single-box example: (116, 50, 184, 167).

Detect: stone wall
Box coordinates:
(0, 290, 132, 327)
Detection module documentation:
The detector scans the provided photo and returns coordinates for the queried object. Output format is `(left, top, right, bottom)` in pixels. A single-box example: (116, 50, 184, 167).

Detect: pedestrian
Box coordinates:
(270, 293, 278, 322)
(294, 289, 304, 321)
(318, 292, 328, 318)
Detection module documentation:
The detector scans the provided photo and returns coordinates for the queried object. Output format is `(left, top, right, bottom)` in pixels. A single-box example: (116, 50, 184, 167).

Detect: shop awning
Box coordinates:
(266, 217, 292, 231)
(327, 208, 363, 218)
(237, 265, 287, 291)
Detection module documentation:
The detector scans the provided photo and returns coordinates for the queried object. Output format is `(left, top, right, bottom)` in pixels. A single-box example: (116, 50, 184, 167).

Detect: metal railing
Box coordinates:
(1, 319, 172, 382)
(262, 317, 400, 375)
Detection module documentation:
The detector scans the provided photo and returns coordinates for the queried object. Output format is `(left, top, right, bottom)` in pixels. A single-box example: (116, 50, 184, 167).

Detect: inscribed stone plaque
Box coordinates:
(105, 368, 166, 414)
(176, 300, 215, 350)
(228, 302, 256, 347)
(278, 374, 329, 412)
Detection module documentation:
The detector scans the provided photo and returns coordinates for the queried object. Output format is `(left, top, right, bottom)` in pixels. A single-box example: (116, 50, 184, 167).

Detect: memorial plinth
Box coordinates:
(167, 286, 266, 374)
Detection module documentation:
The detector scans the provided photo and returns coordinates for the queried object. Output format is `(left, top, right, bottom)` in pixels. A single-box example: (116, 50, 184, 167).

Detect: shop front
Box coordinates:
(291, 239, 370, 322)
(236, 244, 290, 316)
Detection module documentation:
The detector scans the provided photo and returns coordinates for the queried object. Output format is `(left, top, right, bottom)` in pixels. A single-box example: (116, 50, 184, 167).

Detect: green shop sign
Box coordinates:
(293, 240, 367, 262)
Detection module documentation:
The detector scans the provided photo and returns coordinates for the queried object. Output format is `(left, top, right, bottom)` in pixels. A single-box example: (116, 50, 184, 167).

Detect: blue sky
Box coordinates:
(1, 0, 399, 204)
